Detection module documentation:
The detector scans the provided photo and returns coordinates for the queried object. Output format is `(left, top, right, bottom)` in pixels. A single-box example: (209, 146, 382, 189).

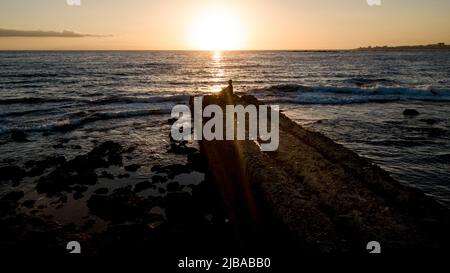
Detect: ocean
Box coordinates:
(1, 50, 449, 210)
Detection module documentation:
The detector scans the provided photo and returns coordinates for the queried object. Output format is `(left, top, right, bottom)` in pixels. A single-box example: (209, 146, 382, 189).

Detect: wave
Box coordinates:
(0, 97, 68, 105)
(252, 84, 450, 105)
(87, 94, 189, 105)
(0, 108, 171, 135)
(0, 94, 189, 106)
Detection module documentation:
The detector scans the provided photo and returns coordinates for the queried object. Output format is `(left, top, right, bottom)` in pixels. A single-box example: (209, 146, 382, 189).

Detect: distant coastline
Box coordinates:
(357, 42, 450, 51)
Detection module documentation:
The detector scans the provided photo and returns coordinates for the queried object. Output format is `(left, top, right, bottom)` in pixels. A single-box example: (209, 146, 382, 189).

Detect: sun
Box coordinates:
(189, 8, 245, 51)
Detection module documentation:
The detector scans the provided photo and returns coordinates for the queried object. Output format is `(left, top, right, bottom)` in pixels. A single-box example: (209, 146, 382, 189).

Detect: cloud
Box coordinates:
(0, 28, 110, 38)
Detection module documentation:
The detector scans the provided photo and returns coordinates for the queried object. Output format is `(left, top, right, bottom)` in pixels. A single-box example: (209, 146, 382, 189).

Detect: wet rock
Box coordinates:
(22, 200, 35, 208)
(152, 175, 167, 183)
(0, 165, 25, 183)
(58, 195, 68, 203)
(118, 173, 130, 178)
(420, 118, 438, 125)
(125, 164, 141, 172)
(71, 145, 82, 149)
(34, 141, 125, 194)
(168, 117, 177, 125)
(11, 130, 29, 142)
(0, 190, 24, 214)
(403, 109, 420, 116)
(167, 181, 183, 192)
(94, 187, 109, 194)
(52, 143, 64, 149)
(428, 127, 447, 137)
(73, 192, 84, 200)
(152, 164, 190, 179)
(164, 192, 197, 226)
(26, 155, 66, 177)
(91, 141, 123, 157)
(70, 154, 108, 171)
(76, 171, 98, 185)
(151, 164, 163, 172)
(167, 143, 198, 155)
(1, 190, 24, 201)
(36, 164, 97, 194)
(108, 154, 123, 166)
(87, 189, 156, 223)
(113, 185, 133, 195)
(72, 185, 88, 193)
(99, 171, 114, 179)
(134, 181, 153, 193)
(123, 146, 136, 153)
(83, 219, 96, 229)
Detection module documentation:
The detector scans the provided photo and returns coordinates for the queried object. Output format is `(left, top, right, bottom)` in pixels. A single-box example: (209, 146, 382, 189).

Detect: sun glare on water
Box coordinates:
(190, 8, 245, 51)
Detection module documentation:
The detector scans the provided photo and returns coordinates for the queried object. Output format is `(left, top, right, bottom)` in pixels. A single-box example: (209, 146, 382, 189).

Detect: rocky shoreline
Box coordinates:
(193, 93, 450, 253)
(1, 92, 449, 255)
(0, 124, 237, 255)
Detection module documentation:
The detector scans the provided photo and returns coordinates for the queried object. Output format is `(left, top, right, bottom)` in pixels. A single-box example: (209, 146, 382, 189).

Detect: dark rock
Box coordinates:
(125, 164, 141, 172)
(0, 165, 25, 183)
(56, 204, 64, 209)
(58, 138, 70, 144)
(70, 154, 108, 171)
(158, 187, 166, 194)
(52, 143, 64, 149)
(167, 181, 183, 192)
(76, 171, 98, 185)
(241, 95, 260, 105)
(22, 200, 35, 208)
(94, 187, 109, 194)
(428, 128, 447, 137)
(164, 192, 196, 225)
(71, 145, 82, 149)
(118, 173, 130, 178)
(420, 118, 438, 125)
(11, 130, 29, 142)
(167, 143, 198, 155)
(99, 171, 115, 180)
(83, 219, 96, 229)
(90, 141, 123, 157)
(123, 146, 136, 153)
(113, 185, 133, 195)
(403, 109, 420, 116)
(87, 190, 156, 223)
(108, 154, 123, 166)
(152, 175, 167, 183)
(151, 165, 163, 172)
(73, 192, 84, 200)
(152, 164, 190, 178)
(1, 158, 16, 164)
(72, 185, 88, 193)
(0, 190, 24, 214)
(134, 181, 152, 193)
(168, 118, 177, 125)
(36, 168, 72, 194)
(27, 156, 66, 177)
(59, 195, 68, 203)
(34, 142, 125, 194)
(1, 190, 24, 201)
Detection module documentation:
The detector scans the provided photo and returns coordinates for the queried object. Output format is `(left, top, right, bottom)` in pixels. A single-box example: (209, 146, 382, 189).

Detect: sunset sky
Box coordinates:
(0, 0, 449, 50)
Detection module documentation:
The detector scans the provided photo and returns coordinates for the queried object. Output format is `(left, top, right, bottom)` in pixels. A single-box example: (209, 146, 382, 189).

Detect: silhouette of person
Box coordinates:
(220, 79, 233, 96)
